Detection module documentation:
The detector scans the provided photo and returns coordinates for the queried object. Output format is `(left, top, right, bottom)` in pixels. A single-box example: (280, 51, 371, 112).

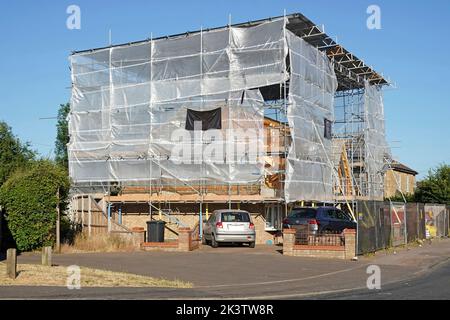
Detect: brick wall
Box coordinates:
(283, 229, 356, 260)
(121, 214, 198, 240)
(252, 214, 282, 245)
(141, 227, 197, 252)
(290, 246, 346, 259)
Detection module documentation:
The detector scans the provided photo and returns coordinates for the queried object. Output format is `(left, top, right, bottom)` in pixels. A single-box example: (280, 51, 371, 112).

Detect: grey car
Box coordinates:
(202, 210, 256, 248)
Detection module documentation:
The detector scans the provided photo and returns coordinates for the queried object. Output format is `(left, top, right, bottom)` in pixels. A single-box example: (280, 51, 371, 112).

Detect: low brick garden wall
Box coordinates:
(141, 227, 199, 252)
(283, 229, 356, 260)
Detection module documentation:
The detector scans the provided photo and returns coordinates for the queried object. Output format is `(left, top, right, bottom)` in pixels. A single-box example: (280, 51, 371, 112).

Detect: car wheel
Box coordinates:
(211, 235, 219, 248)
(249, 242, 255, 248)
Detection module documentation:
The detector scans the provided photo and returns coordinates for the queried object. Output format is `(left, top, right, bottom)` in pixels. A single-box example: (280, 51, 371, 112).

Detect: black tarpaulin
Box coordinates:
(185, 108, 222, 131)
(324, 118, 332, 140)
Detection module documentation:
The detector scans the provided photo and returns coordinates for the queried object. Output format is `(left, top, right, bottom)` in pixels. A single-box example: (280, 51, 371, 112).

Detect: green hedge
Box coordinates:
(0, 161, 70, 251)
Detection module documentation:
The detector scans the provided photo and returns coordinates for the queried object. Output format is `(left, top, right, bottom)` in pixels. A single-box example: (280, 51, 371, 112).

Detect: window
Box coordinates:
(325, 209, 337, 219)
(185, 108, 222, 131)
(335, 210, 352, 221)
(334, 210, 345, 220)
(406, 175, 410, 193)
(324, 118, 332, 140)
(265, 205, 283, 230)
(221, 212, 250, 223)
(394, 172, 401, 190)
(291, 208, 316, 219)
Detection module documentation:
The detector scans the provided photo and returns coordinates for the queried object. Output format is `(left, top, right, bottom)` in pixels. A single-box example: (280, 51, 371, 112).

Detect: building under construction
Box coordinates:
(68, 12, 390, 243)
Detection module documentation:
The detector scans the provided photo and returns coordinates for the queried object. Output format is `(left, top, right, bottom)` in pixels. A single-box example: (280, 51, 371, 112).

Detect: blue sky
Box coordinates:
(0, 0, 449, 178)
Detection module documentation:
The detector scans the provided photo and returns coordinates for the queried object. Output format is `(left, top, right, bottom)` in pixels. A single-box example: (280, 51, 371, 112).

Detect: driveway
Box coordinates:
(15, 245, 362, 287)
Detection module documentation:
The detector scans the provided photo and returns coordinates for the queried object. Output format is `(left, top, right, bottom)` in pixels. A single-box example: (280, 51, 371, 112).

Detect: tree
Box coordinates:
(0, 121, 35, 186)
(414, 164, 450, 205)
(0, 160, 70, 251)
(55, 103, 70, 169)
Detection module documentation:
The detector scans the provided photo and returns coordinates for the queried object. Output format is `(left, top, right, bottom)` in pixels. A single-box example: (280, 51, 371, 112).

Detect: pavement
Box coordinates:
(1, 239, 450, 299)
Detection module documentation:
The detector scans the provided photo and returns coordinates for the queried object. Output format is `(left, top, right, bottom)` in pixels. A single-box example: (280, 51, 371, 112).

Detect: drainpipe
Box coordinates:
(88, 196, 92, 236)
(199, 202, 203, 239)
(0, 206, 3, 251)
(107, 203, 111, 232)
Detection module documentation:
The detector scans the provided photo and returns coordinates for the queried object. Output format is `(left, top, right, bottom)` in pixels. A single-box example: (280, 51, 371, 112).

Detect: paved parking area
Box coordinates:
(16, 245, 358, 287)
(197, 243, 283, 255)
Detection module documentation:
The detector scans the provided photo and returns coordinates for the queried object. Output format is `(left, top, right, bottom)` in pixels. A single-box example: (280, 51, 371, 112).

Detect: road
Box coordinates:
(313, 260, 450, 300)
(1, 240, 450, 299)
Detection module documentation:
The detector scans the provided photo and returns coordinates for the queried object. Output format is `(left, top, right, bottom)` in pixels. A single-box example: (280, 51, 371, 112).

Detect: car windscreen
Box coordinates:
(337, 210, 354, 221)
(221, 212, 250, 223)
(290, 209, 316, 218)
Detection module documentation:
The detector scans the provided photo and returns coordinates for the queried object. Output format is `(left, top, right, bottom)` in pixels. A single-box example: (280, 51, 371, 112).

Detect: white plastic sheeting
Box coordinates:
(69, 18, 342, 202)
(69, 19, 287, 185)
(284, 30, 338, 202)
(364, 82, 389, 199)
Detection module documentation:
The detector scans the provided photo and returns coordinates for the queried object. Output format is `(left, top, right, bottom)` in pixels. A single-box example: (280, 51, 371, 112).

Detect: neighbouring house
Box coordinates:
(384, 160, 418, 199)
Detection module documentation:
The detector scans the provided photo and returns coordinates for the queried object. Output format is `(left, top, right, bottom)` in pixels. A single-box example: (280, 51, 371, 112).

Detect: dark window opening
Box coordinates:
(324, 118, 332, 140)
(185, 107, 222, 131)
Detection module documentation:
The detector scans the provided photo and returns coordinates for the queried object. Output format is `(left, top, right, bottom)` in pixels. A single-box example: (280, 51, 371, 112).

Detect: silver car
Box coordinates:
(202, 210, 256, 248)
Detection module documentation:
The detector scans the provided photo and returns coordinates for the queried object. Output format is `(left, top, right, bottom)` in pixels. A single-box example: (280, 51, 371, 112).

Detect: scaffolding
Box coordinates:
(332, 83, 390, 202)
(70, 17, 286, 196)
(68, 12, 390, 232)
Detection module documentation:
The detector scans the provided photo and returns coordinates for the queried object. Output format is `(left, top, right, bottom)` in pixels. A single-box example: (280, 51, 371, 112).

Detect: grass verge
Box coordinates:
(0, 263, 192, 288)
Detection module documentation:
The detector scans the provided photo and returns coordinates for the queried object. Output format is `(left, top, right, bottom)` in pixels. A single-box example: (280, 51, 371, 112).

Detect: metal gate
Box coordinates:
(390, 202, 406, 247)
(356, 200, 390, 254)
(425, 204, 449, 238)
(405, 203, 426, 242)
